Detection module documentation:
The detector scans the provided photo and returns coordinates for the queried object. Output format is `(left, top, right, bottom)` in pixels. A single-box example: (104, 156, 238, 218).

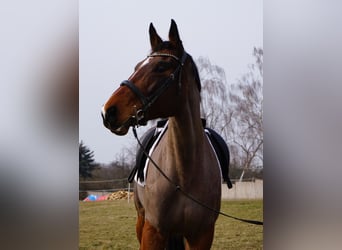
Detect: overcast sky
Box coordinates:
(79, 0, 262, 164)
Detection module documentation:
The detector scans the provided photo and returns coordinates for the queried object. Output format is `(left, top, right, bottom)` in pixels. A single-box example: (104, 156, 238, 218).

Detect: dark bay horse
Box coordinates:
(102, 20, 222, 250)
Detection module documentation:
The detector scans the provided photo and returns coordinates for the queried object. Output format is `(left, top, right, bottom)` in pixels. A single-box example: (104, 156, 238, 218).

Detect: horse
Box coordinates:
(101, 20, 222, 250)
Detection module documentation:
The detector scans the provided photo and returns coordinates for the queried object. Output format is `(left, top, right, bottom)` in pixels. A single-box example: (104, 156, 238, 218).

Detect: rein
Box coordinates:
(132, 126, 263, 226)
(120, 51, 187, 126)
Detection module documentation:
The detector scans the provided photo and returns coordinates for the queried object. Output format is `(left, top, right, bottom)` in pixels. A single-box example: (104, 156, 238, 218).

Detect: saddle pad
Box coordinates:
(128, 119, 233, 189)
(134, 120, 168, 186)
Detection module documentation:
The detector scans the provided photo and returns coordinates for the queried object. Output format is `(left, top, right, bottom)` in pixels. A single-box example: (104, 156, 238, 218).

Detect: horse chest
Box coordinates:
(144, 187, 213, 233)
(137, 126, 221, 233)
(141, 168, 220, 234)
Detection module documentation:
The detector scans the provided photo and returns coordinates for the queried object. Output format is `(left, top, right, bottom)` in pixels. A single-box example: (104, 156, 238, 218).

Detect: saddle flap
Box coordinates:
(205, 128, 233, 189)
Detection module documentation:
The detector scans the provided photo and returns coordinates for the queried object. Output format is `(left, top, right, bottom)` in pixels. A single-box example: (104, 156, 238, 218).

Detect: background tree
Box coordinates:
(197, 56, 232, 134)
(228, 48, 263, 179)
(79, 144, 136, 194)
(79, 141, 97, 179)
(196, 48, 263, 180)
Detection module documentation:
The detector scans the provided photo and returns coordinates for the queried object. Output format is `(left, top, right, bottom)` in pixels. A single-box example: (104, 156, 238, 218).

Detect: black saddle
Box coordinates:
(128, 119, 233, 189)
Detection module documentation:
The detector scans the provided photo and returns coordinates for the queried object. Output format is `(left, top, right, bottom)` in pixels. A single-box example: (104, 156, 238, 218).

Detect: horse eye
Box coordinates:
(155, 62, 170, 73)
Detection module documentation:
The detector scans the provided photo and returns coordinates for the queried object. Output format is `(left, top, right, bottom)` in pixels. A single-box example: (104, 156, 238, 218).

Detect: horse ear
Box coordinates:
(149, 23, 162, 51)
(168, 19, 182, 47)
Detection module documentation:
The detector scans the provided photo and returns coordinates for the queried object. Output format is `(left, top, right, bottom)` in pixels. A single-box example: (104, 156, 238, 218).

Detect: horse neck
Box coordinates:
(166, 71, 205, 175)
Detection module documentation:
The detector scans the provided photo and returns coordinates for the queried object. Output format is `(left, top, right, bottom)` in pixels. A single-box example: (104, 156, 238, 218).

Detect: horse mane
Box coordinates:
(187, 55, 202, 93)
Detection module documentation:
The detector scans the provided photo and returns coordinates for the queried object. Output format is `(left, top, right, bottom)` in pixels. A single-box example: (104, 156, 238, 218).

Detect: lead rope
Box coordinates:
(132, 126, 263, 226)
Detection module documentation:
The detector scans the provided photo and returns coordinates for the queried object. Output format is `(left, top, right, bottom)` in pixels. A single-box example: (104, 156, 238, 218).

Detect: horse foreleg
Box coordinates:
(136, 214, 145, 244)
(185, 226, 215, 250)
(140, 219, 166, 250)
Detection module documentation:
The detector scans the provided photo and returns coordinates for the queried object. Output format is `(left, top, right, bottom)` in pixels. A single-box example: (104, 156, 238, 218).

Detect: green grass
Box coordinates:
(212, 200, 263, 249)
(79, 200, 263, 249)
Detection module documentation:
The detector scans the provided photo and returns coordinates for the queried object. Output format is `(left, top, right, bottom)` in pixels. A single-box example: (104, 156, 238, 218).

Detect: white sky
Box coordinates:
(79, 0, 262, 164)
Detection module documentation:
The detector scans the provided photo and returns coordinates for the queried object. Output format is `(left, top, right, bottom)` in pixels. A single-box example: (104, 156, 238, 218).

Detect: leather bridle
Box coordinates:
(120, 51, 188, 126)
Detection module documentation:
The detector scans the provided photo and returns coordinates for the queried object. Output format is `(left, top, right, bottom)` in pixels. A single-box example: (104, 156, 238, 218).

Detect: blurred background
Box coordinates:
(0, 1, 78, 249)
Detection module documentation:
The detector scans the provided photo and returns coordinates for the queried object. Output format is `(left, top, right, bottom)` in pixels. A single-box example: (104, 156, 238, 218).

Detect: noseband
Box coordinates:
(120, 51, 188, 126)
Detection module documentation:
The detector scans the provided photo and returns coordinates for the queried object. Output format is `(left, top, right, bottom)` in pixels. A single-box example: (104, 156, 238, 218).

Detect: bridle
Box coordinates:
(120, 51, 188, 126)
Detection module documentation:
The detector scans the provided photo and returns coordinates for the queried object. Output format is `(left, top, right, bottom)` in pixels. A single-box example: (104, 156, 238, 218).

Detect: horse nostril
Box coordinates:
(105, 106, 117, 123)
(101, 105, 117, 128)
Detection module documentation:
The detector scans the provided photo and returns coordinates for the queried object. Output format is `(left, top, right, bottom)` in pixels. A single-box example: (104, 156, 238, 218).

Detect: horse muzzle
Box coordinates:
(101, 105, 132, 135)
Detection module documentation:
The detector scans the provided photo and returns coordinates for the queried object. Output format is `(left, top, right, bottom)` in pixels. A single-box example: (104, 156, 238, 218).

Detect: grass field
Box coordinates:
(79, 199, 263, 249)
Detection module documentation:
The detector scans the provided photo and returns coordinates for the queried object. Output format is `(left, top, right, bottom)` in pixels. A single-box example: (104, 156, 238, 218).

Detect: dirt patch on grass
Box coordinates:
(106, 190, 134, 200)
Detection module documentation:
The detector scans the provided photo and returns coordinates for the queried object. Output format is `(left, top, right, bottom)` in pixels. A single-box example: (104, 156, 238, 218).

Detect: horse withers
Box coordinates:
(102, 20, 222, 250)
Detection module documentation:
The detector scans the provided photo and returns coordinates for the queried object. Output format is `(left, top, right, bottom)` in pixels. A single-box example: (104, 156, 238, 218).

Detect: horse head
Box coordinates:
(102, 20, 193, 135)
